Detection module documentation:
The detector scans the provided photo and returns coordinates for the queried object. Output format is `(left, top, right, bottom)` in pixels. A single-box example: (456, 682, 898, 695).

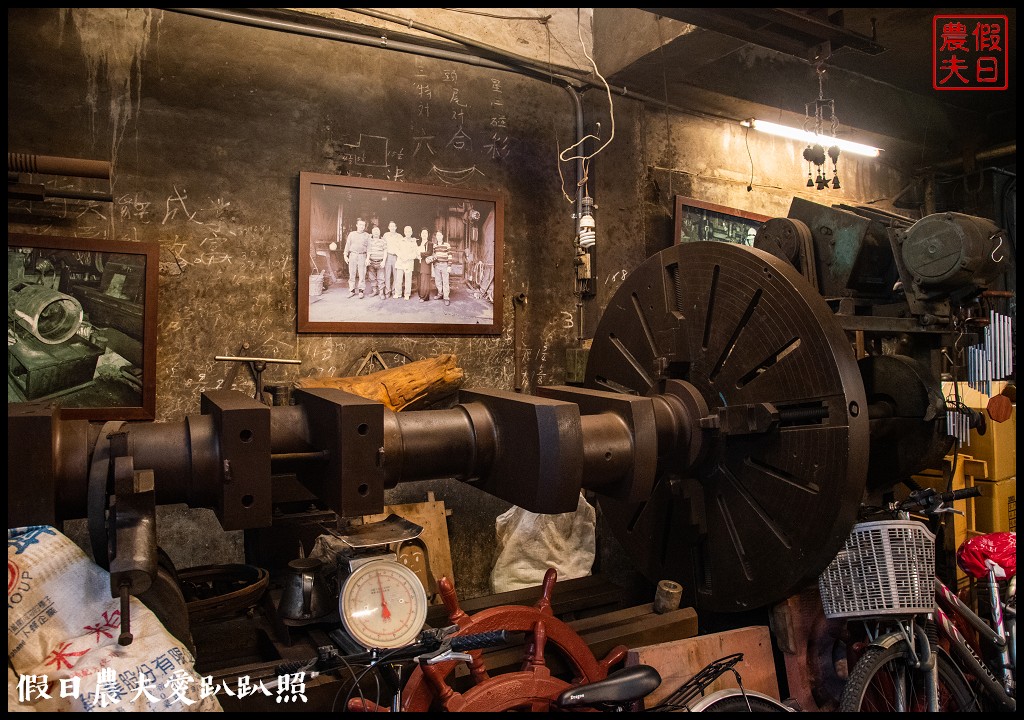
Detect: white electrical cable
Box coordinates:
(557, 11, 615, 190)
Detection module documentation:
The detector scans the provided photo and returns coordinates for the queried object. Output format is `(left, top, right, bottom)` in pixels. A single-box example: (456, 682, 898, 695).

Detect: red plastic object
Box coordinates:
(957, 532, 1016, 579)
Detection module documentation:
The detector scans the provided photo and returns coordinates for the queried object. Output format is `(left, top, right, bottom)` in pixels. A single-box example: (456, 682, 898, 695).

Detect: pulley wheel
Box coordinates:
(585, 242, 868, 612)
(859, 353, 952, 492)
(754, 217, 811, 266)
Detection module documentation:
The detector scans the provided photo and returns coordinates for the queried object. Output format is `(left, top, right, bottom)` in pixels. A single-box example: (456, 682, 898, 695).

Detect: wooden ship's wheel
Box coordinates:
(348, 568, 627, 712)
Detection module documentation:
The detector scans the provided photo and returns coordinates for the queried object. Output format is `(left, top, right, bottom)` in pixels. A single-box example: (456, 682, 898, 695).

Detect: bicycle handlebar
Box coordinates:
(896, 486, 981, 514)
(304, 627, 516, 674)
(449, 630, 512, 651)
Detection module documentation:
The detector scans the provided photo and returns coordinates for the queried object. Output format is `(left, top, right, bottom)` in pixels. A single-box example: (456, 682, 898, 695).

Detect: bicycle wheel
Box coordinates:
(687, 689, 793, 712)
(839, 642, 980, 711)
(349, 348, 413, 376)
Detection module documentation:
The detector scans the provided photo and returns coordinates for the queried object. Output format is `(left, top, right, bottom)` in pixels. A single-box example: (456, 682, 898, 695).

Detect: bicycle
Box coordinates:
(346, 347, 413, 376)
(554, 652, 796, 712)
(267, 625, 516, 712)
(819, 484, 1016, 712)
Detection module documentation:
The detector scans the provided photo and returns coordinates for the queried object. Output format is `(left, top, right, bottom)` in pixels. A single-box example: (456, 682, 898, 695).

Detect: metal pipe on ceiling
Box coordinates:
(168, 8, 558, 80)
(924, 142, 1017, 173)
(344, 7, 591, 83)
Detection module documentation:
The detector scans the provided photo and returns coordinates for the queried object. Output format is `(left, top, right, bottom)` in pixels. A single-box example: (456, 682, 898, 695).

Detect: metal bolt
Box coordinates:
(118, 583, 133, 646)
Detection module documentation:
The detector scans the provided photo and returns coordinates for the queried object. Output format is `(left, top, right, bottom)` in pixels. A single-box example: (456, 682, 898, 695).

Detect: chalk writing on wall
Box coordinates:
(324, 55, 514, 186)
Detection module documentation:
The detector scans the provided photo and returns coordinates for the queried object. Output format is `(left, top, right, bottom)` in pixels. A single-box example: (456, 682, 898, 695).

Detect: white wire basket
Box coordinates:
(818, 520, 936, 619)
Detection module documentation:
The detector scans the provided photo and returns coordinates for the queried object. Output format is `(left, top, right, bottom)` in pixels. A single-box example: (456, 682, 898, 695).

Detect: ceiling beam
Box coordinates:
(638, 8, 885, 61)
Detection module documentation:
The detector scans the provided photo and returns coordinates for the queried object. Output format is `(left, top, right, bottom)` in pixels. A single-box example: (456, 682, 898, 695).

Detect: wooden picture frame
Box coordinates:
(674, 196, 770, 247)
(8, 233, 158, 421)
(298, 172, 503, 335)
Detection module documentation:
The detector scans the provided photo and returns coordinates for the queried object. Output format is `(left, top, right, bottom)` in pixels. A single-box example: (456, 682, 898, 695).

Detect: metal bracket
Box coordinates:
(215, 351, 301, 405)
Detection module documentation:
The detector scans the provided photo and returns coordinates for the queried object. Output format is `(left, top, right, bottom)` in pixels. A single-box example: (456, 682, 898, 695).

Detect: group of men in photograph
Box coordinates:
(342, 219, 453, 305)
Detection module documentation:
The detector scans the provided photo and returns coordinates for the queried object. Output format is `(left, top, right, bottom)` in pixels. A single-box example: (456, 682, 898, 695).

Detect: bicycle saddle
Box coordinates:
(556, 664, 662, 708)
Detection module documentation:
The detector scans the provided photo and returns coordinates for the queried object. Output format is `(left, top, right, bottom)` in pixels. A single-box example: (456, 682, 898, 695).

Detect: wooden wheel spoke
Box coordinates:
(533, 568, 557, 616)
(523, 619, 549, 670)
(438, 575, 472, 629)
(422, 663, 459, 706)
(466, 649, 491, 684)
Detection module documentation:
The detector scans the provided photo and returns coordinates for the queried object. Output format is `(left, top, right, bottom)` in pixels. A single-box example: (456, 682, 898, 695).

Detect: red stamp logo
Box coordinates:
(933, 14, 1009, 90)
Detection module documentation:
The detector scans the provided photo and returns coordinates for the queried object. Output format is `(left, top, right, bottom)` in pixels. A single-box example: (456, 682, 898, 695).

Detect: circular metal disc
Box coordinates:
(859, 354, 952, 492)
(586, 242, 868, 613)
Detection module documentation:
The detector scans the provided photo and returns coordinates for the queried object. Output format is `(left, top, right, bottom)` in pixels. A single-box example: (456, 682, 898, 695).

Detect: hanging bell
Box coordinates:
(816, 171, 827, 191)
(828, 145, 841, 190)
(807, 175, 815, 188)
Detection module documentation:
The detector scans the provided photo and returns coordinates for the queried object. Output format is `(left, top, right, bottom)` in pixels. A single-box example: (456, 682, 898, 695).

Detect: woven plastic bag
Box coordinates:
(489, 493, 596, 594)
(8, 525, 221, 712)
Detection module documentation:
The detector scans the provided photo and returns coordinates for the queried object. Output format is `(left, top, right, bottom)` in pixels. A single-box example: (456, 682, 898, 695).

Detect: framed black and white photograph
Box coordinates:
(674, 195, 770, 247)
(8, 233, 158, 420)
(298, 172, 503, 335)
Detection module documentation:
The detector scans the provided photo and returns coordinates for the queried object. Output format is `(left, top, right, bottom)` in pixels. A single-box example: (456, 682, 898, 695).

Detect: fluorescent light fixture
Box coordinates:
(741, 118, 881, 157)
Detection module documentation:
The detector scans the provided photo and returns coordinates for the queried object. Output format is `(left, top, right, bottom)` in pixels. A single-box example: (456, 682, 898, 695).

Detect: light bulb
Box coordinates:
(578, 214, 596, 248)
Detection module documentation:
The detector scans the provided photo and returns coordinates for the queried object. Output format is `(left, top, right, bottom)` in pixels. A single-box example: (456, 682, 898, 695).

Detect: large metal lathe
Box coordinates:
(7, 200, 1012, 620)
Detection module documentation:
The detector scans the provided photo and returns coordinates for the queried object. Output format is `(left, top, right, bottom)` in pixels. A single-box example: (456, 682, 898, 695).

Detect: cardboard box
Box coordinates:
(973, 477, 1016, 534)
(944, 382, 1016, 481)
(909, 454, 988, 592)
(965, 406, 1016, 481)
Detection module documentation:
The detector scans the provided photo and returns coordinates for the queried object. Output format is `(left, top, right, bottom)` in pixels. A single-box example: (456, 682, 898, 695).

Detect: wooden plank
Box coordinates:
(363, 492, 453, 605)
(626, 625, 779, 705)
(567, 602, 658, 634)
(426, 573, 628, 627)
(583, 607, 698, 665)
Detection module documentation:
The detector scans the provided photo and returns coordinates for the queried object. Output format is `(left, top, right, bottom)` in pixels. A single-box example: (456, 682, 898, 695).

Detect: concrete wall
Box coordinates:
(8, 8, 907, 601)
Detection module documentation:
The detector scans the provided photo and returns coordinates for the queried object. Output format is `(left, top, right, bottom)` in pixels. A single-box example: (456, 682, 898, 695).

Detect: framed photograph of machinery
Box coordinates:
(7, 233, 158, 420)
(674, 196, 771, 247)
(298, 172, 503, 335)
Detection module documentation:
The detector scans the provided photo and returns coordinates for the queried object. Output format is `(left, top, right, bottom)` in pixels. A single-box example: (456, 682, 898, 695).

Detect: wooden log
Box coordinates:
(294, 353, 465, 411)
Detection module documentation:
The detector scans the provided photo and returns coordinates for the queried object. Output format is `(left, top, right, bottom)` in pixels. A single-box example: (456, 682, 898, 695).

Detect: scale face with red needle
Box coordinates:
(333, 514, 431, 650)
(339, 555, 428, 650)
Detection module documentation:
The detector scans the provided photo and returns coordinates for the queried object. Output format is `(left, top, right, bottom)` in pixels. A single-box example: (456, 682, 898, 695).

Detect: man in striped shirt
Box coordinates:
(431, 230, 453, 306)
(365, 225, 388, 296)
